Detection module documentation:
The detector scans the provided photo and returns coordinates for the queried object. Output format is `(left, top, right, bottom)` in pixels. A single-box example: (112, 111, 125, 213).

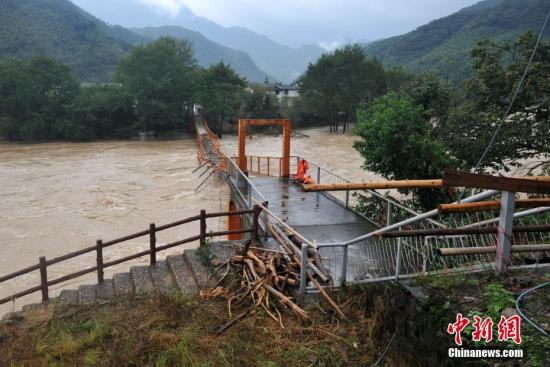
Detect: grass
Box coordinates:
(0, 290, 394, 367)
(1, 270, 548, 366)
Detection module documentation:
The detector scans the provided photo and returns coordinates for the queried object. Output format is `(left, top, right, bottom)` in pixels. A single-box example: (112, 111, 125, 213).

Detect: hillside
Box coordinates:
(71, 0, 325, 83)
(0, 0, 149, 82)
(182, 23, 325, 83)
(365, 0, 550, 83)
(132, 26, 275, 82)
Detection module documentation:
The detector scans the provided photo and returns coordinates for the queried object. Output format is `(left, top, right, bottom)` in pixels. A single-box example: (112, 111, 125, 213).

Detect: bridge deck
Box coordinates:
(250, 175, 374, 243)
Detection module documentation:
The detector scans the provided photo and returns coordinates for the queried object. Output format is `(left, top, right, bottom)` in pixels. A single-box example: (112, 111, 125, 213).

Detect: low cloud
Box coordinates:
(137, 0, 187, 16)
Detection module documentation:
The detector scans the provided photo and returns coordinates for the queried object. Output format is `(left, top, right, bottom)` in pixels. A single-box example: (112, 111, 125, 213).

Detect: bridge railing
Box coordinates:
(0, 208, 260, 307)
(310, 190, 550, 287)
(243, 154, 438, 229)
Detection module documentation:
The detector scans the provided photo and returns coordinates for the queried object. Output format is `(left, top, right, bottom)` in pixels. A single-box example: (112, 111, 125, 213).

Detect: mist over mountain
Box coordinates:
(0, 0, 145, 82)
(132, 26, 275, 82)
(0, 0, 275, 82)
(71, 0, 324, 82)
(365, 0, 550, 83)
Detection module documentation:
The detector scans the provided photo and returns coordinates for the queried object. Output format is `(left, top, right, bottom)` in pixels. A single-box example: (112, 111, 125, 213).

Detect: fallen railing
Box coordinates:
(0, 207, 262, 306)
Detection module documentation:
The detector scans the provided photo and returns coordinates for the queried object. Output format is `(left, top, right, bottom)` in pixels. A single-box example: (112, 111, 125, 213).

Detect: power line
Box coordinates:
(457, 9, 550, 201)
(471, 9, 550, 174)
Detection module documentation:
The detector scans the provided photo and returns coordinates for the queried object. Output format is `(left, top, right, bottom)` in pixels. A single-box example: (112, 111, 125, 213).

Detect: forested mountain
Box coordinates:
(365, 0, 549, 83)
(71, 0, 325, 83)
(132, 27, 274, 82)
(0, 0, 273, 83)
(178, 22, 325, 83)
(0, 0, 148, 82)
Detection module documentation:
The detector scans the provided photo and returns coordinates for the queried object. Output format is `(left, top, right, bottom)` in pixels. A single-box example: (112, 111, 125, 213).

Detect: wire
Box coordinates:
(515, 281, 549, 337)
(458, 9, 550, 201)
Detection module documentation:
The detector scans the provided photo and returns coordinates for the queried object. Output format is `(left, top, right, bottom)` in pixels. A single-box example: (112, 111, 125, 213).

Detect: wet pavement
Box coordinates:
(250, 176, 374, 244)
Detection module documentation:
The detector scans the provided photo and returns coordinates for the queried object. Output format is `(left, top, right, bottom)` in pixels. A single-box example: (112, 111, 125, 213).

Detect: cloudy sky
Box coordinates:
(72, 0, 482, 47)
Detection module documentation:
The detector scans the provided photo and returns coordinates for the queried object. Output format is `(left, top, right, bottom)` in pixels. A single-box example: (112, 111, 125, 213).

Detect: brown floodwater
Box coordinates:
(0, 127, 380, 314)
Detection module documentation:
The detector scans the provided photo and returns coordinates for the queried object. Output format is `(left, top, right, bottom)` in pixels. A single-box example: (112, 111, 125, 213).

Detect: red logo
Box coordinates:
(447, 314, 522, 345)
(498, 315, 522, 345)
(447, 313, 470, 346)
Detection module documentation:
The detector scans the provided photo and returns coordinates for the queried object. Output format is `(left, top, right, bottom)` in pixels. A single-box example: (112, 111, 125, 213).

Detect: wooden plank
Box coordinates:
(302, 179, 443, 192)
(239, 119, 290, 127)
(438, 199, 550, 213)
(443, 170, 550, 194)
(438, 244, 550, 256)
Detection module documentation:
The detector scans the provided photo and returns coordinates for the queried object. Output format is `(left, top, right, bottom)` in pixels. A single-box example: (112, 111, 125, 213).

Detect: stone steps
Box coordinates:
(10, 242, 243, 314)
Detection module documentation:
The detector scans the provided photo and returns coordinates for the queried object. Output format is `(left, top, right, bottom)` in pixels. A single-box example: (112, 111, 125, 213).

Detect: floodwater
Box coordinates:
(0, 127, 379, 314)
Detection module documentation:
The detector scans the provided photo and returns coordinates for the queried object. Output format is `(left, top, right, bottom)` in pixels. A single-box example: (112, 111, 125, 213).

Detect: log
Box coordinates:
(438, 244, 550, 256)
(307, 275, 346, 320)
(443, 170, 550, 194)
(262, 283, 309, 319)
(438, 199, 550, 213)
(302, 179, 444, 192)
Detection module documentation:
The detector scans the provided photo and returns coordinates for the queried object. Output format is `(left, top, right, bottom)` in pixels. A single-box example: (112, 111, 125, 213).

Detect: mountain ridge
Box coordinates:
(132, 26, 275, 82)
(70, 0, 325, 82)
(0, 0, 274, 82)
(364, 0, 549, 83)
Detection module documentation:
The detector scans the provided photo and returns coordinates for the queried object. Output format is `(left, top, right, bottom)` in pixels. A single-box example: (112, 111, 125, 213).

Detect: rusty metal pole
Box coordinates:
(96, 240, 104, 283)
(39, 256, 48, 302)
(496, 191, 515, 274)
(282, 121, 291, 178)
(238, 120, 247, 173)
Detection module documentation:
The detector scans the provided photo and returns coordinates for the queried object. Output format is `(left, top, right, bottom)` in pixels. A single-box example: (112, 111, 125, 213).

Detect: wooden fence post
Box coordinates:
(96, 240, 104, 283)
(39, 256, 48, 302)
(200, 210, 207, 246)
(267, 157, 270, 176)
(150, 223, 156, 265)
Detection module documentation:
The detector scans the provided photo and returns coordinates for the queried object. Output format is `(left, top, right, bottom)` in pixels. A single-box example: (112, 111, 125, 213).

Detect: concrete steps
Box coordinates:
(8, 242, 244, 314)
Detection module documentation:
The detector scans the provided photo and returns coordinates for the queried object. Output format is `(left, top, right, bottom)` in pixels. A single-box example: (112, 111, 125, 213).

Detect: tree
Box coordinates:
(446, 31, 550, 171)
(115, 37, 197, 134)
(241, 85, 280, 119)
(66, 85, 137, 139)
(196, 62, 247, 136)
(354, 92, 452, 210)
(300, 44, 387, 132)
(0, 57, 80, 141)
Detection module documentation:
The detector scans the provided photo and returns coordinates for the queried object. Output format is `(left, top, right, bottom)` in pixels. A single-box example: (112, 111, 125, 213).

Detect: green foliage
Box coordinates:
(196, 62, 247, 136)
(67, 85, 138, 139)
(0, 57, 80, 141)
(483, 284, 515, 316)
(132, 26, 272, 83)
(365, 0, 549, 84)
(445, 32, 550, 171)
(115, 37, 198, 133)
(354, 92, 452, 210)
(241, 85, 280, 119)
(300, 44, 387, 124)
(0, 0, 141, 82)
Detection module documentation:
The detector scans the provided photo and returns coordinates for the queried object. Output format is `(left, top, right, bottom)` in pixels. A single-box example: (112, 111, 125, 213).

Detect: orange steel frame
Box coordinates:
(238, 119, 292, 178)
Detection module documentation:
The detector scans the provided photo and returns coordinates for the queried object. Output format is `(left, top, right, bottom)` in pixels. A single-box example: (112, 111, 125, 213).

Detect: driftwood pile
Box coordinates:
(201, 240, 345, 334)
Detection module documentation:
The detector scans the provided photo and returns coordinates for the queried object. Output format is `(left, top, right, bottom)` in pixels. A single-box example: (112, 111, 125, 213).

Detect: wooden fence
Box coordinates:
(0, 206, 262, 306)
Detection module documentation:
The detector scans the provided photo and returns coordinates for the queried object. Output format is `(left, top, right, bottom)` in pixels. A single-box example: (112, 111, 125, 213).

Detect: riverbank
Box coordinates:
(0, 126, 381, 316)
(1, 269, 548, 366)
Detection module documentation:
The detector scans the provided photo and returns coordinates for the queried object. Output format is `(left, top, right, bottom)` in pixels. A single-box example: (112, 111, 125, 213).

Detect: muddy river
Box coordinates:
(0, 127, 380, 314)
